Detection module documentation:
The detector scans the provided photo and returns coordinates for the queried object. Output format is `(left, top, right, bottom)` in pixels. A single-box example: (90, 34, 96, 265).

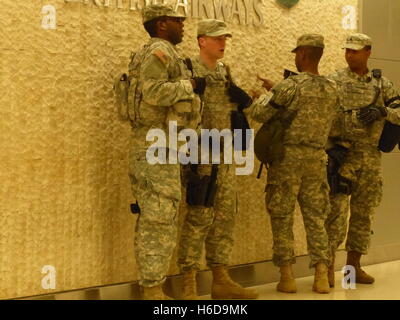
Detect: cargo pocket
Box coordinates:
(265, 182, 296, 217)
(131, 154, 182, 201)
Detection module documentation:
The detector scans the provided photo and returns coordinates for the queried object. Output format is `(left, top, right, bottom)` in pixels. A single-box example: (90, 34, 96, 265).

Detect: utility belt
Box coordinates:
(186, 164, 218, 208)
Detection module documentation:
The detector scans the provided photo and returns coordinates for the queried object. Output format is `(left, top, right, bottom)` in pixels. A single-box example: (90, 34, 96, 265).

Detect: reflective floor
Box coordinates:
(21, 260, 400, 300)
(199, 260, 400, 300)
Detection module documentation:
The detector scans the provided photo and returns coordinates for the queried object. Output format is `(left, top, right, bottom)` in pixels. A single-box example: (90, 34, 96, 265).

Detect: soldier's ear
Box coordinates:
(299, 47, 308, 61)
(198, 36, 206, 49)
(156, 19, 168, 33)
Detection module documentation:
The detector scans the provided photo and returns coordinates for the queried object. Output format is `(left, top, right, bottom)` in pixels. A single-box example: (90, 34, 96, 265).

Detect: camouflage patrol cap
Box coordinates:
(342, 33, 372, 50)
(291, 34, 325, 52)
(142, 4, 185, 24)
(197, 19, 232, 37)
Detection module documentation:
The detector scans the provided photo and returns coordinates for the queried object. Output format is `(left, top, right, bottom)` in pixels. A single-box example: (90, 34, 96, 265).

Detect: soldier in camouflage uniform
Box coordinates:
(177, 19, 258, 300)
(129, 4, 203, 300)
(249, 34, 341, 294)
(325, 33, 400, 287)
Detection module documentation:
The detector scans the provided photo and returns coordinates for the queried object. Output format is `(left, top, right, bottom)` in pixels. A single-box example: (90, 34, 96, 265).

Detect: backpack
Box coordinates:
(254, 109, 297, 165)
(379, 107, 400, 152)
(113, 48, 148, 123)
(372, 69, 400, 153)
(254, 70, 299, 166)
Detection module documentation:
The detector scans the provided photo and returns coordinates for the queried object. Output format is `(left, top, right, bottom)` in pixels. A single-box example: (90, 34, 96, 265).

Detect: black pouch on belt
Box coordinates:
(186, 164, 218, 207)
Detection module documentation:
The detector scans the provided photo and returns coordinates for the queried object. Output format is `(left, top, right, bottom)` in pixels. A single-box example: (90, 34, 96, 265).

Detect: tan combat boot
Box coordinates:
(346, 251, 375, 284)
(328, 249, 336, 288)
(313, 262, 330, 294)
(181, 270, 200, 300)
(276, 264, 297, 293)
(141, 285, 173, 300)
(211, 266, 259, 300)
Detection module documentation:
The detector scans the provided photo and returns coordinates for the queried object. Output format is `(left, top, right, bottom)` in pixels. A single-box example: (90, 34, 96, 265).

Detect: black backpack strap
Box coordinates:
(185, 58, 194, 77)
(210, 164, 218, 180)
(220, 62, 233, 84)
(190, 163, 198, 173)
(372, 69, 382, 80)
(385, 96, 400, 107)
(257, 162, 264, 179)
(371, 69, 383, 105)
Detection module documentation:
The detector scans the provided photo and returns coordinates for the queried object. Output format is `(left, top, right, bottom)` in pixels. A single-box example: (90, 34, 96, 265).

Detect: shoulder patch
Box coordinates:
(273, 78, 296, 92)
(270, 79, 297, 107)
(153, 50, 169, 65)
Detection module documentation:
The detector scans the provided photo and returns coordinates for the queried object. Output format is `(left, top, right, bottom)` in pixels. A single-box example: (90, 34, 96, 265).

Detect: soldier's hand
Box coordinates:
(257, 75, 275, 91)
(249, 89, 262, 100)
(357, 106, 387, 125)
(191, 77, 206, 95)
(228, 84, 253, 110)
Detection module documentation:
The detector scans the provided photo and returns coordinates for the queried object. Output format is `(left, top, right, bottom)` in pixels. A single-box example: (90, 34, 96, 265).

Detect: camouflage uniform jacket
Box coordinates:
(329, 67, 400, 150)
(190, 56, 237, 132)
(251, 72, 340, 159)
(132, 37, 195, 154)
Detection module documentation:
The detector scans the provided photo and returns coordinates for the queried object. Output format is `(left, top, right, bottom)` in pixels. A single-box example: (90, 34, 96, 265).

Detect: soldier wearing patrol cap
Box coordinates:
(128, 3, 203, 300)
(177, 19, 258, 300)
(249, 34, 342, 294)
(326, 33, 400, 287)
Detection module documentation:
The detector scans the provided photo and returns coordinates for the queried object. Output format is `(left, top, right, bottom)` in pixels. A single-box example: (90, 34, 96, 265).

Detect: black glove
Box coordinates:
(357, 106, 387, 125)
(326, 145, 348, 165)
(192, 77, 206, 95)
(228, 84, 252, 110)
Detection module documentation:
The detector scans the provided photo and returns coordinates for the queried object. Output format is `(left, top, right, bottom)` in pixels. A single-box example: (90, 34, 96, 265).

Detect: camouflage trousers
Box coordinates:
(326, 148, 382, 254)
(178, 163, 236, 272)
(325, 193, 349, 251)
(265, 149, 331, 268)
(129, 150, 182, 287)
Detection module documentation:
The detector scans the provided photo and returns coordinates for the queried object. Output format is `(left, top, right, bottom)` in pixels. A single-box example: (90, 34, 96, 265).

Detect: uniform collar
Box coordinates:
(345, 67, 373, 83)
(150, 37, 176, 49)
(300, 71, 319, 76)
(197, 55, 222, 71)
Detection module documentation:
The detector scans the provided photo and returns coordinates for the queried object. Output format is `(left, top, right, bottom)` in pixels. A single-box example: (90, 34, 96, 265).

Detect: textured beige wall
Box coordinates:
(0, 0, 357, 299)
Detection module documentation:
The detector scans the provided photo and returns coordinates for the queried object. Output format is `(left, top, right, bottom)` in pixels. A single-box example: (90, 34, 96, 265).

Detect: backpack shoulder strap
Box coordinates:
(219, 61, 233, 84)
(184, 58, 194, 77)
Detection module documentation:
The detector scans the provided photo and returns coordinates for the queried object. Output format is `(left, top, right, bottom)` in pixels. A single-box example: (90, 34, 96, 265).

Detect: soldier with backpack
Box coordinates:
(325, 33, 400, 288)
(117, 4, 204, 300)
(249, 34, 342, 294)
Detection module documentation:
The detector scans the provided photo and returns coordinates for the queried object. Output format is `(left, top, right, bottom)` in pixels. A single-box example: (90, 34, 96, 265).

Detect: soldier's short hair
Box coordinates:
(302, 46, 324, 62)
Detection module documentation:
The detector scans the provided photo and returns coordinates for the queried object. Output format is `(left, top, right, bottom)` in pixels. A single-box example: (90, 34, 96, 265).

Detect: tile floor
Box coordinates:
(20, 260, 400, 300)
(200, 260, 400, 300)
